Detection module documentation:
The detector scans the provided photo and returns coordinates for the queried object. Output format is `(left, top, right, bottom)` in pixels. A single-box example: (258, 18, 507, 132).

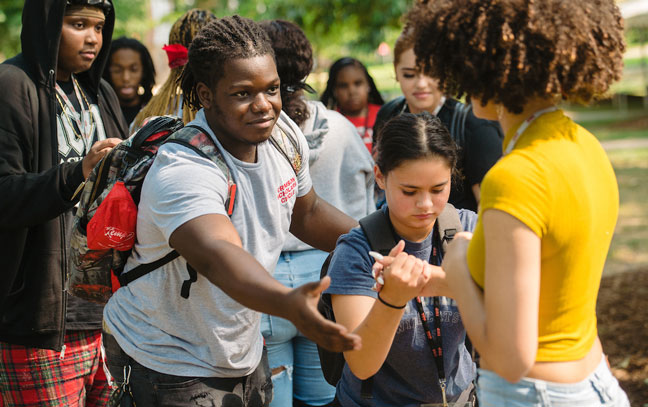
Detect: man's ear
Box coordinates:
(374, 164, 386, 190)
(196, 82, 213, 109)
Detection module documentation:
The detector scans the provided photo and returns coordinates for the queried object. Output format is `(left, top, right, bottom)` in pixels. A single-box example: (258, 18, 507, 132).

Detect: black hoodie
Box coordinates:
(0, 0, 127, 350)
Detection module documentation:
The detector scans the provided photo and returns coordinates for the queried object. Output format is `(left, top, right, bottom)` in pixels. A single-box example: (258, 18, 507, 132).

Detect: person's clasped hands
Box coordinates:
(370, 234, 474, 299)
(369, 240, 434, 305)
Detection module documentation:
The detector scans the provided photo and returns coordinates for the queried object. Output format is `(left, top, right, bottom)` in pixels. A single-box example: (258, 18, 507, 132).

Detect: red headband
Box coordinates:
(162, 44, 188, 69)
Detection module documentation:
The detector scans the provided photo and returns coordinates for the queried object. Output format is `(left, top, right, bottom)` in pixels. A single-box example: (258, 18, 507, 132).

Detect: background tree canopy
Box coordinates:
(0, 0, 409, 61)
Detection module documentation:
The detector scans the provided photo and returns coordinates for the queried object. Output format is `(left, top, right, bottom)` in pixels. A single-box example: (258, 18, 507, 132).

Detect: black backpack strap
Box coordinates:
(436, 203, 463, 255)
(358, 210, 399, 256)
(360, 377, 374, 400)
(355, 209, 399, 398)
(118, 250, 180, 286)
(182, 264, 199, 299)
(449, 102, 471, 149)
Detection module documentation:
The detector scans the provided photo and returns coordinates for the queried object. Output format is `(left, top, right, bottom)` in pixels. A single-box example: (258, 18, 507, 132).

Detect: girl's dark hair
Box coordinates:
(375, 112, 458, 178)
(103, 36, 156, 105)
(320, 57, 385, 109)
(260, 19, 312, 127)
(181, 15, 275, 111)
(406, 0, 625, 114)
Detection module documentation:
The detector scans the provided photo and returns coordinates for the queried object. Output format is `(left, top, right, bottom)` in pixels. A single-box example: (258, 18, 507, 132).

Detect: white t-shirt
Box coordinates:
(103, 109, 312, 377)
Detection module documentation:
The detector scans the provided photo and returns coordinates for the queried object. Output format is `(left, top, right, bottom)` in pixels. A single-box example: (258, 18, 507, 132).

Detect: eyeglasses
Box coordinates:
(66, 0, 112, 12)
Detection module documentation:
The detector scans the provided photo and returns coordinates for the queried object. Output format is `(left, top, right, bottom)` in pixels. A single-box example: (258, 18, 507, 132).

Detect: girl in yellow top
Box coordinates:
(375, 0, 630, 405)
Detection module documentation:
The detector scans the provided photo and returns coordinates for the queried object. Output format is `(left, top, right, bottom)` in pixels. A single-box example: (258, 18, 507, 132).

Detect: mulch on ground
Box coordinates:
(597, 267, 648, 406)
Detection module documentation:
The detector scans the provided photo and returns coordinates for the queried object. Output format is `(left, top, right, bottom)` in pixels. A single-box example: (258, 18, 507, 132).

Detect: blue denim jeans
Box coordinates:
(262, 249, 336, 407)
(476, 355, 630, 407)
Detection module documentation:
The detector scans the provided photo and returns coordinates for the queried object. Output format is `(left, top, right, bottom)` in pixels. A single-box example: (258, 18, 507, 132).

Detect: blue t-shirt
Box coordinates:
(324, 206, 477, 406)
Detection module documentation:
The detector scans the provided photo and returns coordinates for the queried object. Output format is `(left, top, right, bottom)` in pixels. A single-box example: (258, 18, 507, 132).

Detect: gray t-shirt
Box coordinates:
(282, 101, 375, 252)
(103, 109, 312, 378)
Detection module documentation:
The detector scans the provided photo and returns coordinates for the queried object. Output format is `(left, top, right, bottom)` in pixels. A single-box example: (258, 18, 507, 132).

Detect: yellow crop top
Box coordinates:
(466, 109, 618, 362)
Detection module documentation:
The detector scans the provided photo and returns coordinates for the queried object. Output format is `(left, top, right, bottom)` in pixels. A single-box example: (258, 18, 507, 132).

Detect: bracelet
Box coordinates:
(377, 292, 406, 309)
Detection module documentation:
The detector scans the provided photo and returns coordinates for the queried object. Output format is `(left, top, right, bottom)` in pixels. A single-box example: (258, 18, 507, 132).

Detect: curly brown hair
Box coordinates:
(393, 25, 416, 69)
(406, 0, 625, 114)
(259, 19, 313, 127)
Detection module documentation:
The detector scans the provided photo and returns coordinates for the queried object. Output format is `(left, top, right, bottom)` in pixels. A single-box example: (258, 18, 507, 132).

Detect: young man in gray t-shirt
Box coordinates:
(102, 17, 360, 406)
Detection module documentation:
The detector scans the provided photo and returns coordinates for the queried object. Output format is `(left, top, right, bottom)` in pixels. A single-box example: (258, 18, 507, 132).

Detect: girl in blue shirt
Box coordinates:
(324, 113, 476, 406)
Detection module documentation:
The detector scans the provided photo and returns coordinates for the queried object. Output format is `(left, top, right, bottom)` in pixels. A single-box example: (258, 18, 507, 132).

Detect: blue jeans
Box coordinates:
(262, 250, 336, 407)
(476, 355, 630, 406)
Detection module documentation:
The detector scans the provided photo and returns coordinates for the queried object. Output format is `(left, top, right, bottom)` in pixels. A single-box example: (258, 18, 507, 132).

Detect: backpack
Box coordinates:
(316, 204, 463, 391)
(449, 102, 472, 148)
(68, 115, 302, 304)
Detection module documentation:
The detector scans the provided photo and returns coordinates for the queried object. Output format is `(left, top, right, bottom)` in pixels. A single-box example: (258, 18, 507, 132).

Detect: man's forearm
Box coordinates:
(186, 239, 296, 318)
(291, 197, 357, 252)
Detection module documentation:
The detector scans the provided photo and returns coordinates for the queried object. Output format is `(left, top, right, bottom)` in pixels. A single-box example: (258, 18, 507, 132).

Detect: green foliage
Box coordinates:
(0, 0, 150, 60)
(112, 0, 150, 40)
(0, 0, 410, 63)
(0, 0, 26, 60)
(178, 0, 411, 58)
(627, 26, 648, 46)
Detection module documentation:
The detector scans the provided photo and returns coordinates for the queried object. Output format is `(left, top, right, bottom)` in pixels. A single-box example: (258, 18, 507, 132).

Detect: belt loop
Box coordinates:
(534, 379, 550, 405)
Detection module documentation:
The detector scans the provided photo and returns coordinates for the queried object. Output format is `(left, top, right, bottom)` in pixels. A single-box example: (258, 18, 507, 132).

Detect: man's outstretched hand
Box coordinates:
(286, 276, 361, 353)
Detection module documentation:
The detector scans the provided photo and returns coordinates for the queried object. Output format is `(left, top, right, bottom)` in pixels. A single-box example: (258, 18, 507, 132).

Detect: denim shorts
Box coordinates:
(476, 355, 630, 407)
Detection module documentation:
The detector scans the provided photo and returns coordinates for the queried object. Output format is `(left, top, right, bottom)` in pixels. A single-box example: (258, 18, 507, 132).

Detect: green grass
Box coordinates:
(585, 128, 648, 141)
(624, 57, 648, 70)
(604, 147, 648, 275)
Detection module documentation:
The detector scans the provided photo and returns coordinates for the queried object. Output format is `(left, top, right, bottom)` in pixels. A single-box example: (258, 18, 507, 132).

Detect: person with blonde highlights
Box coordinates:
(131, 8, 215, 130)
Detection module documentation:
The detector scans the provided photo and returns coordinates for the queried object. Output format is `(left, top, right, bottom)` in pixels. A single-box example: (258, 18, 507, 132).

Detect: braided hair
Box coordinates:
(320, 57, 384, 110)
(259, 19, 312, 127)
(131, 9, 216, 130)
(103, 36, 156, 106)
(181, 15, 275, 112)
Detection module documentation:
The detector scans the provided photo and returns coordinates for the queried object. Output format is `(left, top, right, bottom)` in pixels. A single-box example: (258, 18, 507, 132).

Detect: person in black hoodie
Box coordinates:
(0, 0, 127, 405)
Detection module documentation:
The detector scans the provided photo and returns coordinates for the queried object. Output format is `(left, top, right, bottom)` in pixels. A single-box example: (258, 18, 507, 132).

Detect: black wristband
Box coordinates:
(377, 292, 406, 309)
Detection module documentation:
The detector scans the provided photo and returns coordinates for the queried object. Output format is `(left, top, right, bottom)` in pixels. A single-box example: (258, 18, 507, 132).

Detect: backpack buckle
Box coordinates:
(443, 228, 457, 242)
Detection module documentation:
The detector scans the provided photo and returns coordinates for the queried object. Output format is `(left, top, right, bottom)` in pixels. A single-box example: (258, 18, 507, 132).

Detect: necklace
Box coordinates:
(504, 106, 558, 155)
(55, 75, 95, 152)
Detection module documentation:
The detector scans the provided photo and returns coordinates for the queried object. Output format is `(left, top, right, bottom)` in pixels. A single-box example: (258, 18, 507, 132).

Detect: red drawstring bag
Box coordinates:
(87, 181, 137, 251)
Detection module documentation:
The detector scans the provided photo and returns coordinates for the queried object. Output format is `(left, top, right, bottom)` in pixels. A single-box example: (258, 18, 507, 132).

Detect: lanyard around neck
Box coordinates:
(414, 227, 449, 405)
(55, 75, 93, 142)
(504, 106, 558, 155)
